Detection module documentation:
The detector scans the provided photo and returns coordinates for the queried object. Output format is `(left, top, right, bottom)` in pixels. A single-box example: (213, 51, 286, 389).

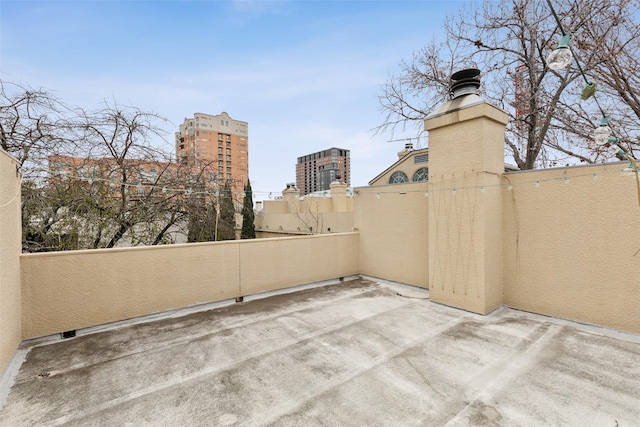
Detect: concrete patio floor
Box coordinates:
(1, 277, 639, 426)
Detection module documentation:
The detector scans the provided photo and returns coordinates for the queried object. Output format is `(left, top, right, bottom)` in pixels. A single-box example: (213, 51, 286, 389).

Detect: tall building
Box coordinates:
(175, 112, 249, 189)
(296, 147, 350, 196)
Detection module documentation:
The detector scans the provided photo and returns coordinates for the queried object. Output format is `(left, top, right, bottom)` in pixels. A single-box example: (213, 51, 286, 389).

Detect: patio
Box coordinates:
(1, 278, 639, 426)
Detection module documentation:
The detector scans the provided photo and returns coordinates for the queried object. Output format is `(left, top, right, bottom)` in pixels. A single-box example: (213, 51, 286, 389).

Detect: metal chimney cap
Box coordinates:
(450, 68, 481, 99)
(451, 68, 480, 81)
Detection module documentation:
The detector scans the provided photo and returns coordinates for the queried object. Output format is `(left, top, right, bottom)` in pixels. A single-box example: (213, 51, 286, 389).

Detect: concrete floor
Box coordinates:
(1, 278, 639, 426)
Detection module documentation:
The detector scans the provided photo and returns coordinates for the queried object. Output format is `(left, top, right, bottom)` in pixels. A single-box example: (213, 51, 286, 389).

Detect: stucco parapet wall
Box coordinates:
(20, 232, 360, 338)
(0, 148, 21, 165)
(424, 99, 508, 131)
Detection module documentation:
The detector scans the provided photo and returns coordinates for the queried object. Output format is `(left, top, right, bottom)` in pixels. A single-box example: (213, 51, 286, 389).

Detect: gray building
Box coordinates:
(296, 147, 350, 196)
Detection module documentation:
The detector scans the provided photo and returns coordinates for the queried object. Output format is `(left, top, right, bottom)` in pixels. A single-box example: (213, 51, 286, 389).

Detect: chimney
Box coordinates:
(398, 142, 413, 159)
(449, 68, 481, 99)
(424, 68, 509, 316)
(427, 68, 484, 120)
(282, 182, 300, 206)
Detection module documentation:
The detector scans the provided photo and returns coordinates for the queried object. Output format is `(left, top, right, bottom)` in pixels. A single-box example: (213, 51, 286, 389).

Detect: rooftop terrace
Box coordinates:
(1, 278, 639, 426)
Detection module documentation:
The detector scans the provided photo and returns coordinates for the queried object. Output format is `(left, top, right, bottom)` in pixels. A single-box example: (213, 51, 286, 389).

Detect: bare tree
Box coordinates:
(73, 101, 172, 247)
(291, 194, 325, 235)
(0, 81, 75, 170)
(377, 0, 640, 169)
(2, 79, 246, 251)
(20, 99, 201, 251)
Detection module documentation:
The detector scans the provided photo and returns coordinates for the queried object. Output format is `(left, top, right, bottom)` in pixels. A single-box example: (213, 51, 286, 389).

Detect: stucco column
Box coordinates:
(0, 150, 23, 374)
(424, 96, 508, 314)
(282, 184, 300, 213)
(330, 181, 348, 212)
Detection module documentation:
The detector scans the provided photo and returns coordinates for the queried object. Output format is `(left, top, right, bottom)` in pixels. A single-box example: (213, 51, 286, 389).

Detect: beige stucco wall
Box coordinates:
(354, 183, 429, 288)
(0, 150, 22, 375)
(256, 185, 354, 235)
(239, 233, 359, 295)
(20, 233, 359, 338)
(256, 212, 354, 235)
(21, 242, 241, 338)
(503, 163, 640, 333)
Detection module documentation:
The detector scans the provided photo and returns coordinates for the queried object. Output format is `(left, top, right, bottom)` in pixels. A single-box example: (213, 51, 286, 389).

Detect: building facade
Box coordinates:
(296, 147, 350, 196)
(175, 112, 249, 190)
(368, 144, 429, 186)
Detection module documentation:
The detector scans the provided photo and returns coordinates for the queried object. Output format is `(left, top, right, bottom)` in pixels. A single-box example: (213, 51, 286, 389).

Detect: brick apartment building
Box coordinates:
(175, 112, 249, 191)
(296, 147, 350, 196)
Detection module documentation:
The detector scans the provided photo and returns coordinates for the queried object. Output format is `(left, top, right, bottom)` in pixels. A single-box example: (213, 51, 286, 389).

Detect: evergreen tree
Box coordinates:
(218, 180, 236, 240)
(241, 180, 256, 239)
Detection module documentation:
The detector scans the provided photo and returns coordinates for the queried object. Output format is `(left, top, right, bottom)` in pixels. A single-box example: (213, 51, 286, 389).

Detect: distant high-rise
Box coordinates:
(175, 112, 249, 187)
(296, 148, 350, 196)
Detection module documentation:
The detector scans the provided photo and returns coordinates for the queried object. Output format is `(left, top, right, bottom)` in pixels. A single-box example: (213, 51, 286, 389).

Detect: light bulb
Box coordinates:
(607, 144, 623, 157)
(547, 34, 572, 70)
(547, 48, 572, 70)
(594, 126, 612, 146)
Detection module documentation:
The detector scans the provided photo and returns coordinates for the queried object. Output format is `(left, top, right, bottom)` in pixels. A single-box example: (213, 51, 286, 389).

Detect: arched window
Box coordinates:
(389, 171, 409, 184)
(412, 167, 429, 182)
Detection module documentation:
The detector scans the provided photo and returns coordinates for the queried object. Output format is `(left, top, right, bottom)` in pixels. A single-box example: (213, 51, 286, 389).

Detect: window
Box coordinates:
(389, 171, 409, 184)
(413, 167, 429, 182)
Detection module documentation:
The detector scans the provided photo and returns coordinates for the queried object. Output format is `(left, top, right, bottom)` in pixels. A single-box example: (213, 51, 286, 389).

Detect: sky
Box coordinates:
(1, 0, 465, 201)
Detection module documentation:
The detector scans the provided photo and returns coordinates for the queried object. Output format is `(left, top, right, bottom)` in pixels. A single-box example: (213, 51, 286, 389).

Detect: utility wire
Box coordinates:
(546, 0, 639, 205)
(545, 0, 613, 131)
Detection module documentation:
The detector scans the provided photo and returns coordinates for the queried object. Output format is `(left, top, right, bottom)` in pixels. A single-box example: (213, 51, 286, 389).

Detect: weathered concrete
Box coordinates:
(1, 278, 639, 426)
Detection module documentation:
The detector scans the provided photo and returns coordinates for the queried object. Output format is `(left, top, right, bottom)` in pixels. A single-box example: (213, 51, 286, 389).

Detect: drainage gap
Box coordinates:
(61, 330, 76, 339)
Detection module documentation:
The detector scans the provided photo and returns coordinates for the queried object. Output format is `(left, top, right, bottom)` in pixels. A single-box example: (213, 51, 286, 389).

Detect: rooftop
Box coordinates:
(1, 278, 639, 426)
